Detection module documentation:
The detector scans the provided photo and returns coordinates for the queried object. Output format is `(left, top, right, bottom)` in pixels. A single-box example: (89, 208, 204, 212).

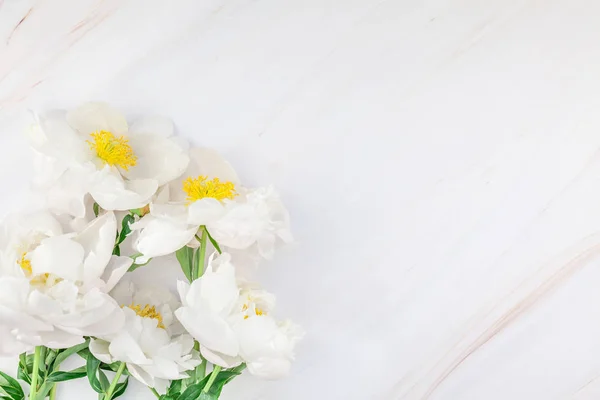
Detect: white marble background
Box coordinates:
(1, 0, 600, 399)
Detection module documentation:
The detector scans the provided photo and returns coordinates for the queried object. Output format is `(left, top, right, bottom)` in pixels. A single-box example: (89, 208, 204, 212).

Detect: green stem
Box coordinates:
(49, 382, 57, 400)
(193, 226, 208, 280)
(149, 387, 160, 398)
(103, 362, 126, 400)
(29, 346, 42, 400)
(48, 359, 61, 400)
(202, 365, 222, 393)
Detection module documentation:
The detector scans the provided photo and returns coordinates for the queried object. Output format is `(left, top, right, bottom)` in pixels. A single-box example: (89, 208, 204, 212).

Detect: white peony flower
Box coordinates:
(133, 148, 292, 263)
(0, 211, 131, 354)
(175, 253, 302, 378)
(233, 287, 303, 379)
(90, 282, 201, 394)
(28, 102, 190, 217)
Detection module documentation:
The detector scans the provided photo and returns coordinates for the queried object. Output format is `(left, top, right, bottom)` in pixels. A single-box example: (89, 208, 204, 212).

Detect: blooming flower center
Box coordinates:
(87, 130, 137, 170)
(182, 176, 237, 203)
(127, 303, 165, 329)
(242, 303, 266, 320)
(17, 253, 32, 275)
(18, 252, 53, 286)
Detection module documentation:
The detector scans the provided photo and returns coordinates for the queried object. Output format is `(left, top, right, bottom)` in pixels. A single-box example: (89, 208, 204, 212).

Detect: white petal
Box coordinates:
(67, 102, 128, 136)
(189, 148, 241, 185)
(33, 110, 92, 163)
(90, 339, 115, 364)
(176, 281, 190, 307)
(127, 363, 156, 388)
(101, 256, 133, 292)
(167, 147, 241, 202)
(28, 290, 63, 317)
(90, 167, 158, 211)
(129, 115, 174, 138)
(149, 203, 189, 224)
(175, 307, 238, 357)
(44, 166, 93, 218)
(200, 346, 243, 369)
(134, 217, 197, 261)
(123, 134, 189, 186)
(75, 212, 117, 284)
(30, 236, 84, 281)
(187, 198, 226, 226)
(17, 211, 63, 238)
(109, 332, 151, 365)
(0, 326, 30, 356)
(235, 316, 279, 360)
(246, 357, 291, 379)
(37, 329, 86, 349)
(197, 257, 239, 314)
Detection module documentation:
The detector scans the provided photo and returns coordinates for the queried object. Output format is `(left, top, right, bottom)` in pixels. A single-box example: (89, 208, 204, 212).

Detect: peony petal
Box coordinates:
(0, 326, 30, 356)
(89, 339, 115, 364)
(197, 257, 239, 315)
(123, 134, 189, 186)
(101, 256, 133, 292)
(188, 148, 241, 185)
(175, 307, 238, 357)
(109, 332, 151, 365)
(246, 357, 291, 379)
(167, 147, 241, 202)
(176, 281, 190, 307)
(37, 329, 86, 349)
(30, 236, 84, 282)
(67, 102, 128, 136)
(90, 167, 158, 211)
(200, 346, 243, 369)
(127, 363, 156, 388)
(187, 198, 226, 226)
(44, 165, 94, 218)
(149, 203, 189, 225)
(129, 115, 174, 138)
(134, 217, 197, 262)
(32, 110, 92, 163)
(75, 212, 117, 284)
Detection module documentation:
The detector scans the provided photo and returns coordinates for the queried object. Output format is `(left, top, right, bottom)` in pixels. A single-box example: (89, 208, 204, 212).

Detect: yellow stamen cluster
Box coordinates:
(242, 303, 266, 320)
(19, 252, 53, 285)
(87, 130, 137, 170)
(127, 303, 165, 329)
(18, 253, 32, 275)
(182, 176, 236, 203)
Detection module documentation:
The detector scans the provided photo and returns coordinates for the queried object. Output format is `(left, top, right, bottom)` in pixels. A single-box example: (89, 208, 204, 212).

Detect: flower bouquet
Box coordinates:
(0, 103, 302, 400)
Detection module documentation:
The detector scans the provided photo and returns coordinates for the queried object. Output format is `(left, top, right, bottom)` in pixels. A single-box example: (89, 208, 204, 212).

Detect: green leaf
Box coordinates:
(205, 229, 222, 254)
(167, 379, 182, 396)
(86, 352, 103, 394)
(176, 383, 217, 400)
(93, 203, 100, 217)
(45, 349, 59, 372)
(54, 340, 90, 367)
(112, 377, 129, 399)
(128, 255, 152, 272)
(117, 214, 135, 246)
(113, 245, 121, 256)
(197, 365, 245, 398)
(0, 370, 24, 400)
(34, 382, 52, 400)
(17, 354, 30, 385)
(130, 208, 144, 217)
(47, 366, 86, 382)
(176, 246, 194, 282)
(99, 362, 127, 374)
(98, 369, 110, 392)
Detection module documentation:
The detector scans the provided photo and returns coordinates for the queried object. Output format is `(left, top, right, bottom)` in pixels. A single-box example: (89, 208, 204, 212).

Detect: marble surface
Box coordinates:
(2, 0, 600, 399)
